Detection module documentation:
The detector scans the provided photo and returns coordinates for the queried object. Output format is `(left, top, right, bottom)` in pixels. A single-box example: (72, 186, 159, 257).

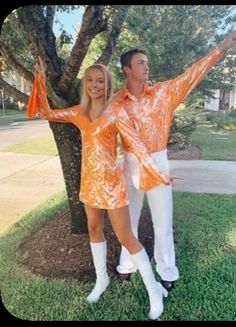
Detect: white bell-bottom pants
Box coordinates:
(117, 148, 179, 281)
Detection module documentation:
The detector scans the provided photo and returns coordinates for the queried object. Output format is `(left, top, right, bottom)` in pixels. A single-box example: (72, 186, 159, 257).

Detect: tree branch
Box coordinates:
(0, 41, 34, 83)
(0, 37, 67, 108)
(96, 6, 129, 65)
(17, 6, 62, 81)
(0, 76, 29, 104)
(46, 80, 68, 108)
(58, 5, 109, 94)
(45, 5, 57, 31)
(7, 11, 28, 40)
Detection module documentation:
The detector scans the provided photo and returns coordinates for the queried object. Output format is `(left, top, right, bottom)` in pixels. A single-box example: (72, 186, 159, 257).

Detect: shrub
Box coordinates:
(168, 103, 197, 147)
(3, 98, 20, 110)
(205, 110, 236, 131)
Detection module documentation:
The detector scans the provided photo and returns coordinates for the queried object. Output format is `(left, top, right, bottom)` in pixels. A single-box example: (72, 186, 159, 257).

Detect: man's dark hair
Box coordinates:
(120, 48, 147, 74)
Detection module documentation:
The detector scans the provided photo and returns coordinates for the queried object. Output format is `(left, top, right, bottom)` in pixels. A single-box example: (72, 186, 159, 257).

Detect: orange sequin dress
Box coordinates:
(26, 72, 167, 209)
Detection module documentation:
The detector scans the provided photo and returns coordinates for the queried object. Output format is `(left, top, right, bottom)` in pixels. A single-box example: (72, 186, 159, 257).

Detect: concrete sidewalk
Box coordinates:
(170, 160, 236, 194)
(1, 149, 236, 235)
(0, 152, 65, 234)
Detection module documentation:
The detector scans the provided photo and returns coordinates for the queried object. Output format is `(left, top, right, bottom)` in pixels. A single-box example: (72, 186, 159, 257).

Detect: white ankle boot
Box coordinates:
(86, 241, 110, 303)
(131, 248, 168, 319)
(147, 282, 168, 319)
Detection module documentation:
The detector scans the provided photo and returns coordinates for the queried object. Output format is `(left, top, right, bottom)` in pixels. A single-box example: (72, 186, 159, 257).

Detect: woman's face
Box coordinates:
(86, 68, 105, 100)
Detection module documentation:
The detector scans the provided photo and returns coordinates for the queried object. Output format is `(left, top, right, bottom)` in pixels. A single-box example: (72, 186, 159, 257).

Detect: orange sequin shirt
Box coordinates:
(113, 47, 223, 153)
(26, 72, 168, 209)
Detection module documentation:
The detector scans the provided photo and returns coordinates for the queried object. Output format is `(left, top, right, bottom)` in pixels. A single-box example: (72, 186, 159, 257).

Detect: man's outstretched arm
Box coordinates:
(168, 29, 236, 111)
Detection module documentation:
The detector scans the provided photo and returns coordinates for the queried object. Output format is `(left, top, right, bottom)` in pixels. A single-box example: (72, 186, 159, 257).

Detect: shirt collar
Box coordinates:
(120, 83, 152, 100)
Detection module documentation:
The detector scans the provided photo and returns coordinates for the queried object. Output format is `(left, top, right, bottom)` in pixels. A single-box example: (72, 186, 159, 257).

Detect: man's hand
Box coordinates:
(218, 29, 236, 52)
(163, 175, 183, 186)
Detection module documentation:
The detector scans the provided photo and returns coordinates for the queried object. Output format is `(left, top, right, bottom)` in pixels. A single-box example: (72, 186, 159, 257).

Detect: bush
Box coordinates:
(205, 110, 236, 131)
(228, 109, 236, 118)
(168, 103, 197, 147)
(2, 98, 20, 110)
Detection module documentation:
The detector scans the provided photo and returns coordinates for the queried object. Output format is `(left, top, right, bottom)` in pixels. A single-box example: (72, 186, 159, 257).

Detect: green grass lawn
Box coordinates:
(190, 124, 236, 160)
(0, 191, 235, 321)
(1, 135, 58, 156)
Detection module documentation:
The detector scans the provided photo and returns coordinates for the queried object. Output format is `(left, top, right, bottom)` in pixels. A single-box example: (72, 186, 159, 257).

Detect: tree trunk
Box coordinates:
(49, 121, 87, 234)
(1, 5, 130, 234)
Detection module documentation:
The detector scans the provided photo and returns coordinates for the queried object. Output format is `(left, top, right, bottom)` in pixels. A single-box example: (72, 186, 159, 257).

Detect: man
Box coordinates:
(113, 29, 236, 291)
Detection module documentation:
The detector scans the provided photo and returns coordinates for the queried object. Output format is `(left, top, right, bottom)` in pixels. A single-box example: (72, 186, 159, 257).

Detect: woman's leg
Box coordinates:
(85, 205, 105, 242)
(107, 205, 141, 254)
(108, 206, 168, 320)
(85, 206, 109, 303)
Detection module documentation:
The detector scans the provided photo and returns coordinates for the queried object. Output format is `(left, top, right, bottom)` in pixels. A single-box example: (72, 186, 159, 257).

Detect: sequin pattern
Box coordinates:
(28, 72, 168, 209)
(113, 47, 222, 153)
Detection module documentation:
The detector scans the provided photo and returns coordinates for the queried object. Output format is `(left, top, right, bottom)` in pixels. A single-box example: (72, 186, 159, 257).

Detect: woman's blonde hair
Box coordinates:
(80, 63, 114, 114)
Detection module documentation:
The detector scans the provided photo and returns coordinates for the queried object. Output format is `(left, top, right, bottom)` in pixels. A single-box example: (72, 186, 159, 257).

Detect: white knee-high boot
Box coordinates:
(131, 248, 168, 320)
(86, 241, 110, 303)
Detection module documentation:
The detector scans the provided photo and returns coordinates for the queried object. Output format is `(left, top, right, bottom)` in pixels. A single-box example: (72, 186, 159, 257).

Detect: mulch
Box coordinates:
(17, 207, 154, 282)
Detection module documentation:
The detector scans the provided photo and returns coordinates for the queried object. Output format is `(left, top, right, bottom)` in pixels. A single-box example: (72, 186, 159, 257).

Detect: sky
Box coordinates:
(53, 8, 83, 38)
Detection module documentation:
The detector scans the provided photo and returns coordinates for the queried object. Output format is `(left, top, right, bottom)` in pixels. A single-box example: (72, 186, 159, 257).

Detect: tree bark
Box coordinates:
(0, 77, 29, 104)
(96, 6, 129, 65)
(49, 121, 87, 234)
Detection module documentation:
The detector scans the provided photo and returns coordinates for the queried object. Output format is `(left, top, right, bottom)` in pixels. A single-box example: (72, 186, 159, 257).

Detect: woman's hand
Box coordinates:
(33, 56, 45, 76)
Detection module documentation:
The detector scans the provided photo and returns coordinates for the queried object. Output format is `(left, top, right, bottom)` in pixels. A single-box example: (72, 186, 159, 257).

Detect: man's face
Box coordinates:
(124, 53, 149, 82)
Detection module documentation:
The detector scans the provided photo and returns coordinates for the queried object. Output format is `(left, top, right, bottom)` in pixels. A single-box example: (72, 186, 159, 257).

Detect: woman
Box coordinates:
(27, 57, 171, 320)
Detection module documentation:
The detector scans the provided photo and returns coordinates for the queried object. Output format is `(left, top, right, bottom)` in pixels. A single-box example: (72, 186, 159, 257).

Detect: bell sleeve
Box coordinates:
(26, 71, 79, 123)
(158, 46, 223, 111)
(114, 107, 168, 191)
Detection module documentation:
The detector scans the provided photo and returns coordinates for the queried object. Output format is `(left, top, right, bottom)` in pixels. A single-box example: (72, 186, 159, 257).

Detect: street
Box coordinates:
(0, 119, 52, 149)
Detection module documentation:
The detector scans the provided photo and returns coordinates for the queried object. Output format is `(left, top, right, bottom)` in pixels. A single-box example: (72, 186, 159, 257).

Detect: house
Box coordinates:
(204, 85, 236, 111)
(1, 70, 31, 110)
